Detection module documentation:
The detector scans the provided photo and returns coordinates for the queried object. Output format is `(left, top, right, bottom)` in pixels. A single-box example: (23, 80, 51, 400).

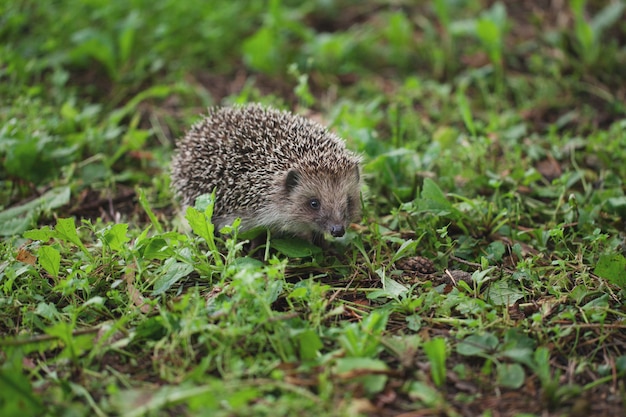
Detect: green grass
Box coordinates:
(2, 0, 626, 416)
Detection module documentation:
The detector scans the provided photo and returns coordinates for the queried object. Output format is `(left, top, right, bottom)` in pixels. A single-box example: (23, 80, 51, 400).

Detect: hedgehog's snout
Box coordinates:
(329, 224, 345, 237)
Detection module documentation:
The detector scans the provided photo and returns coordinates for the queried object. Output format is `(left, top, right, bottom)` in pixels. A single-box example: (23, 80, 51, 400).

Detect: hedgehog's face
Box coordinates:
(283, 167, 361, 238)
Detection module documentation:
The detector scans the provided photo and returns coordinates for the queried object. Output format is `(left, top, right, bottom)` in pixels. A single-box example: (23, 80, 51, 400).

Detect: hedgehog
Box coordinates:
(170, 104, 363, 242)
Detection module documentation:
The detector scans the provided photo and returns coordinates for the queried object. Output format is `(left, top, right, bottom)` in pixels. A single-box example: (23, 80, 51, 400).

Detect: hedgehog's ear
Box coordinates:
(285, 169, 300, 192)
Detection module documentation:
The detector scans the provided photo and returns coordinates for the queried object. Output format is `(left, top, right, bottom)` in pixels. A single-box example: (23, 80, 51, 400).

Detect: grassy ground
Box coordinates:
(2, 1, 626, 416)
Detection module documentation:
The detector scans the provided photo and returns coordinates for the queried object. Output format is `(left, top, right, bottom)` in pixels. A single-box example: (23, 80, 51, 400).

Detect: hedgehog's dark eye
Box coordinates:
(309, 198, 321, 210)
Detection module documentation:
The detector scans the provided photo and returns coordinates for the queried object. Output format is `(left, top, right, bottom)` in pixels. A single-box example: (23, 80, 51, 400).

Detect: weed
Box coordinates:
(2, 0, 626, 416)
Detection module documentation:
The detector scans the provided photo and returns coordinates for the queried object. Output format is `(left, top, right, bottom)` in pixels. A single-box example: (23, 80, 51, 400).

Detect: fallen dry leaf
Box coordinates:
(16, 247, 36, 265)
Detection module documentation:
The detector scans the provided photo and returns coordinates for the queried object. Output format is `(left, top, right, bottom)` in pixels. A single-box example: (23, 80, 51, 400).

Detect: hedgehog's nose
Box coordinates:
(330, 225, 345, 237)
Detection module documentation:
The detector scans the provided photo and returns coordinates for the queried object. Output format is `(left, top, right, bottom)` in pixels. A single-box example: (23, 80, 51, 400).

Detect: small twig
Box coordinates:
(449, 255, 481, 268)
(266, 312, 300, 323)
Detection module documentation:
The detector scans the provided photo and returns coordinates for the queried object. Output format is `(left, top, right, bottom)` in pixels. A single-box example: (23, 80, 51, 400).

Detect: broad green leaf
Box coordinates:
(471, 267, 494, 286)
(44, 321, 91, 360)
(497, 363, 525, 389)
(102, 223, 130, 252)
(449, 19, 477, 36)
(228, 256, 264, 271)
(339, 314, 386, 358)
(152, 259, 194, 296)
(35, 302, 60, 320)
(391, 239, 419, 264)
(185, 200, 224, 267)
(487, 279, 525, 306)
(421, 178, 451, 208)
(591, 1, 626, 34)
(45, 321, 73, 343)
(606, 196, 626, 218)
(533, 347, 552, 383)
(485, 240, 506, 262)
(424, 337, 447, 387)
(457, 333, 499, 356)
(57, 333, 94, 361)
(3, 214, 37, 237)
(382, 275, 409, 297)
(140, 237, 175, 260)
(185, 206, 214, 242)
(361, 310, 389, 335)
(486, 1, 508, 27)
(476, 19, 500, 47)
(60, 101, 79, 120)
(406, 381, 444, 406)
(288, 287, 308, 299)
(54, 218, 89, 257)
(501, 348, 534, 368)
(272, 238, 322, 257)
(501, 329, 535, 367)
(0, 368, 44, 416)
(406, 314, 423, 331)
(23, 227, 55, 242)
(417, 178, 460, 218)
(594, 253, 626, 289)
(225, 386, 260, 410)
(0, 187, 70, 236)
(368, 268, 408, 299)
(193, 192, 216, 214)
(296, 329, 323, 360)
(503, 328, 536, 350)
(266, 280, 284, 304)
(243, 27, 281, 74)
(335, 357, 388, 373)
(111, 384, 216, 417)
(134, 316, 168, 341)
(83, 296, 105, 307)
(38, 246, 60, 277)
